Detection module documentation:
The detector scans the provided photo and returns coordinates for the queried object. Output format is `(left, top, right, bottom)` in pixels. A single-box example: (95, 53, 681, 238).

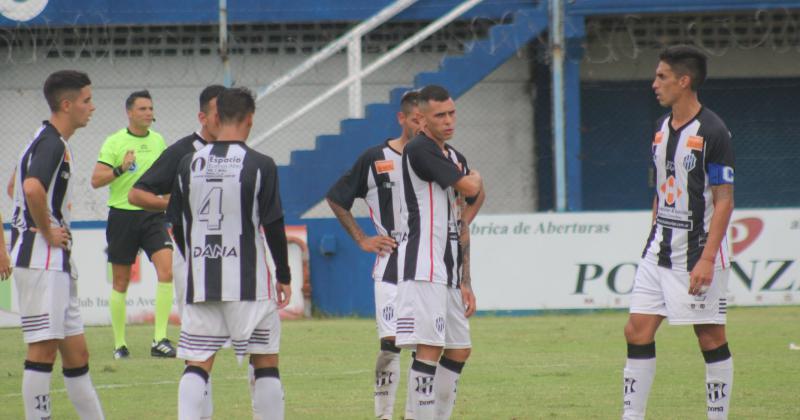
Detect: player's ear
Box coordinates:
(197, 111, 206, 125)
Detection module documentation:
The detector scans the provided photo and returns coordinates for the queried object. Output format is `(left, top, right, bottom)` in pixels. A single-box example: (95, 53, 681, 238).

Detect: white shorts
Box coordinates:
(178, 299, 281, 364)
(630, 259, 728, 325)
(14, 268, 84, 343)
(395, 280, 471, 349)
(374, 281, 398, 339)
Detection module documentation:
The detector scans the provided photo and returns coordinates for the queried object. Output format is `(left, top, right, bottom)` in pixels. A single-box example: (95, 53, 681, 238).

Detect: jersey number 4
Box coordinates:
(198, 187, 224, 230)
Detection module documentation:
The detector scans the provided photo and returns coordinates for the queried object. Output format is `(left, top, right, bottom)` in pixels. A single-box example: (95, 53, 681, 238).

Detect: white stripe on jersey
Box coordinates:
(10, 124, 73, 272)
(179, 143, 273, 302)
(364, 146, 405, 282)
(644, 116, 732, 271)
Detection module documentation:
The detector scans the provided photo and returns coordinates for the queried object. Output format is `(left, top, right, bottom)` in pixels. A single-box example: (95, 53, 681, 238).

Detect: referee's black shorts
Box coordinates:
(106, 207, 173, 265)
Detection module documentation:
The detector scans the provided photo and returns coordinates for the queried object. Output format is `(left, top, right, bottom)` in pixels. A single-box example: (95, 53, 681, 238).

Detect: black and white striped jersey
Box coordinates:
(170, 141, 286, 303)
(9, 121, 73, 273)
(643, 107, 735, 272)
(326, 140, 405, 283)
(134, 131, 207, 253)
(398, 134, 469, 288)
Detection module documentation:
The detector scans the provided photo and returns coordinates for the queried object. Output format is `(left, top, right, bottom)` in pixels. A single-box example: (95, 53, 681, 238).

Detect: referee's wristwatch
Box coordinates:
(112, 166, 124, 177)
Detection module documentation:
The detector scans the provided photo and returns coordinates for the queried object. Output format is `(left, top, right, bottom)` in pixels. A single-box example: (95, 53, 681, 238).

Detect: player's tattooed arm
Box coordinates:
(327, 198, 395, 256)
(460, 222, 471, 290)
(689, 183, 734, 295)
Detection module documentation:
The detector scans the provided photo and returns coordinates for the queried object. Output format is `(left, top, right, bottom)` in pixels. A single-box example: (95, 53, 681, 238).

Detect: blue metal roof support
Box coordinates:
(564, 15, 585, 211)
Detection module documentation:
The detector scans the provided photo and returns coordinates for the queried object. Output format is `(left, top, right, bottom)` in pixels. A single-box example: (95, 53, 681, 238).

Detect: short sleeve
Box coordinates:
(135, 146, 182, 195)
(705, 125, 735, 185)
(97, 136, 117, 167)
(408, 140, 463, 189)
(26, 137, 65, 191)
(325, 151, 372, 210)
(258, 158, 284, 226)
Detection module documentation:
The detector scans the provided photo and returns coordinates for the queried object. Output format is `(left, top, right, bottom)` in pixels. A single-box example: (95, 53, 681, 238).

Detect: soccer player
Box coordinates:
(326, 90, 420, 420)
(90, 90, 175, 359)
(6, 70, 104, 419)
(128, 84, 224, 418)
(622, 45, 735, 420)
(169, 87, 291, 420)
(395, 85, 485, 419)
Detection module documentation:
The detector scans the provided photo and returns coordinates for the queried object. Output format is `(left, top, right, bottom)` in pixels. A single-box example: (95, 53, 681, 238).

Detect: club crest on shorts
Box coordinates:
(434, 316, 445, 333)
(381, 304, 394, 322)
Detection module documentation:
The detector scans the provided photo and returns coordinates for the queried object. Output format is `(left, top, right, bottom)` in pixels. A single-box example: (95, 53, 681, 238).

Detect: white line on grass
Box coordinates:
(1, 369, 369, 399)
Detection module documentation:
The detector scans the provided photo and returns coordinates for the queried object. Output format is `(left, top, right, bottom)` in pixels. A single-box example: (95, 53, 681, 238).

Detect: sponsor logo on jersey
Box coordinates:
(660, 175, 683, 206)
(686, 135, 704, 151)
(192, 244, 239, 258)
(375, 159, 395, 174)
(191, 157, 207, 172)
(653, 132, 663, 145)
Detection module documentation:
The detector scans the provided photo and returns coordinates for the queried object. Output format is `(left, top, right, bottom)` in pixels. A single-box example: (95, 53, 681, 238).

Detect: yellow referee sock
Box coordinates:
(110, 290, 127, 349)
(154, 282, 173, 342)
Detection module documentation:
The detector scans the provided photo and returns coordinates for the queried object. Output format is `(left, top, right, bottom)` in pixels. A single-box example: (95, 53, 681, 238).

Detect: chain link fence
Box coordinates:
(1, 7, 799, 221)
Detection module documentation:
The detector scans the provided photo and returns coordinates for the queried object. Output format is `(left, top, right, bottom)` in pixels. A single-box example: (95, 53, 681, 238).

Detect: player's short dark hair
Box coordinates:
(199, 85, 226, 113)
(43, 70, 91, 112)
(400, 90, 419, 115)
(217, 87, 256, 124)
(418, 85, 451, 105)
(125, 90, 152, 110)
(659, 45, 707, 91)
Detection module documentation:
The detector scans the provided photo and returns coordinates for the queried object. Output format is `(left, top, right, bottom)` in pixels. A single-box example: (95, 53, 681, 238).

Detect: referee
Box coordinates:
(90, 90, 176, 359)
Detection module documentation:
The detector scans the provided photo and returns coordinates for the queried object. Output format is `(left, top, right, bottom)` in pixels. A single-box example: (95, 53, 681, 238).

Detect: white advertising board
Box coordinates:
(0, 226, 308, 327)
(469, 209, 800, 312)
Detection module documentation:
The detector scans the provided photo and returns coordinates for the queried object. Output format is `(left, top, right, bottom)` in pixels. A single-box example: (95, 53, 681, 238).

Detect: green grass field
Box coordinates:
(1, 306, 798, 419)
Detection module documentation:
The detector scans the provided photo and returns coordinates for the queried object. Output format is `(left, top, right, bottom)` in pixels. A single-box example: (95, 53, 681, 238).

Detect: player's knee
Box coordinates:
(157, 266, 173, 282)
(624, 320, 638, 342)
(443, 347, 470, 363)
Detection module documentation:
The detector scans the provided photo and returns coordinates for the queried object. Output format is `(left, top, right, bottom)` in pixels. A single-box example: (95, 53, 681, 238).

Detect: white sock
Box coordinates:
(201, 377, 213, 420)
(704, 344, 733, 420)
(408, 359, 436, 420)
(433, 357, 464, 420)
(249, 363, 259, 418)
(252, 367, 284, 420)
(63, 365, 105, 419)
(404, 353, 416, 420)
(375, 343, 401, 419)
(179, 366, 209, 420)
(23, 361, 53, 420)
(622, 342, 656, 420)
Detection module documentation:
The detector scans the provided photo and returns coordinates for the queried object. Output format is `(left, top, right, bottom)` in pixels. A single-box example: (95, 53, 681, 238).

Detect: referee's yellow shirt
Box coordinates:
(97, 128, 166, 210)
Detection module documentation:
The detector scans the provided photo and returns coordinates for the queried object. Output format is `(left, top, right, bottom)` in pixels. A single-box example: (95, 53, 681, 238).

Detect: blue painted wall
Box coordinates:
(537, 76, 800, 211)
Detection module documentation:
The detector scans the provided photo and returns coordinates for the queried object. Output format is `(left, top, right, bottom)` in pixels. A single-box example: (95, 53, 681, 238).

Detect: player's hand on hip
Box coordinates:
(688, 258, 714, 296)
(122, 150, 136, 171)
(358, 235, 396, 257)
(276, 283, 292, 309)
(0, 251, 11, 280)
(31, 226, 71, 250)
(461, 286, 476, 318)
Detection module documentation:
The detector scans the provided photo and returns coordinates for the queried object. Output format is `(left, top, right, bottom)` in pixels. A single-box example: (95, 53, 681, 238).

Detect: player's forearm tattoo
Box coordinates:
(329, 199, 366, 243)
(460, 222, 471, 289)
